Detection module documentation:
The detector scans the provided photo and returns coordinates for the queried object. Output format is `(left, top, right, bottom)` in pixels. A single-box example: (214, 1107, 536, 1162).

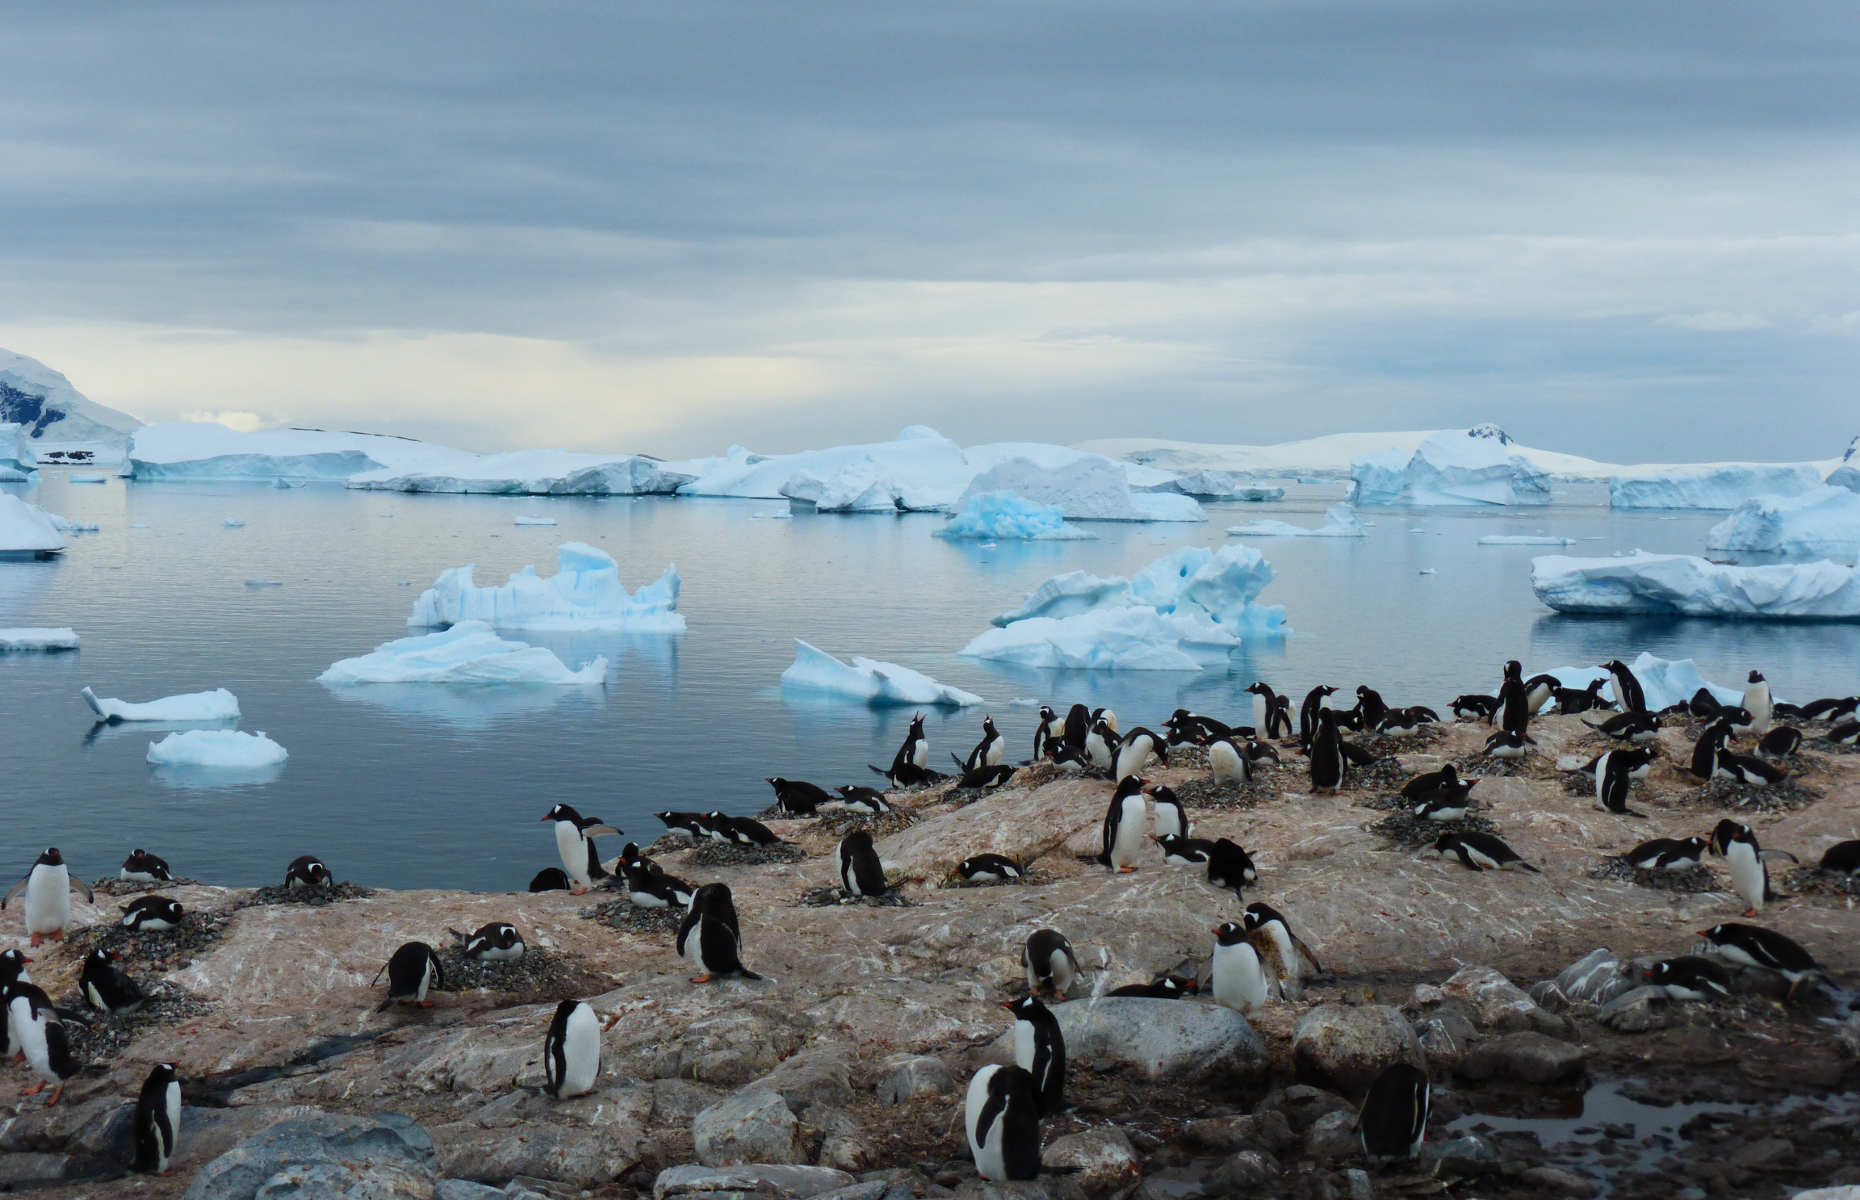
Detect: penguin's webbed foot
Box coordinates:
(27, 935, 41, 948)
(45, 1085, 62, 1106)
(1116, 866, 1137, 874)
(1742, 907, 1760, 918)
(602, 1013, 622, 1030)
(418, 1000, 435, 1009)
(20, 1081, 44, 1097)
(689, 974, 712, 984)
(49, 930, 64, 941)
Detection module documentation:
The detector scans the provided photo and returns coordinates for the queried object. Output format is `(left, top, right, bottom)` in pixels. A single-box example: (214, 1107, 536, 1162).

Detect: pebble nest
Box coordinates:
(1363, 795, 1499, 849)
(63, 907, 231, 973)
(235, 882, 377, 909)
(62, 985, 216, 1066)
(580, 895, 687, 937)
(432, 944, 613, 1003)
(798, 886, 911, 908)
(1782, 866, 1860, 899)
(681, 840, 808, 867)
(1650, 775, 1822, 814)
(1362, 724, 1449, 754)
(1452, 754, 1553, 780)
(938, 864, 1049, 889)
(1591, 856, 1721, 894)
(1166, 773, 1280, 812)
(815, 807, 920, 840)
(1345, 755, 1409, 792)
(89, 876, 205, 897)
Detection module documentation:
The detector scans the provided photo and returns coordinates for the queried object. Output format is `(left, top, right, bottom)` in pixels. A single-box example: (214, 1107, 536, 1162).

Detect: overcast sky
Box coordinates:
(2, 1, 1856, 461)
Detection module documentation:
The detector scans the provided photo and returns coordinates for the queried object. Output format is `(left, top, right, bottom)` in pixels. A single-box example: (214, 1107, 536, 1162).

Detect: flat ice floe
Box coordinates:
(146, 729, 287, 769)
(1227, 503, 1366, 538)
(82, 686, 241, 723)
(1478, 534, 1575, 546)
(0, 628, 78, 651)
(513, 515, 558, 526)
(780, 639, 981, 706)
(963, 544, 1287, 671)
(0, 494, 67, 554)
(1349, 426, 1552, 506)
(1531, 551, 1860, 619)
(1609, 463, 1823, 510)
(319, 621, 607, 685)
(408, 542, 684, 632)
(934, 491, 1095, 541)
(1705, 486, 1860, 559)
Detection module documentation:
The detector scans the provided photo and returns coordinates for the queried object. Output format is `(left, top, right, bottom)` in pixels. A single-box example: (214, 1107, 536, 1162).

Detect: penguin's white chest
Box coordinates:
(1210, 741, 1247, 784)
(983, 738, 1004, 768)
(965, 1068, 1009, 1182)
(1086, 734, 1112, 771)
(1152, 804, 1186, 841)
(1727, 842, 1765, 909)
(909, 738, 928, 768)
(1109, 796, 1148, 869)
(1115, 737, 1155, 781)
(1212, 941, 1270, 1012)
(555, 1003, 601, 1097)
(1252, 695, 1268, 735)
(9, 999, 51, 1076)
(23, 865, 70, 936)
(1743, 684, 1772, 734)
(553, 822, 588, 883)
(1013, 1022, 1036, 1072)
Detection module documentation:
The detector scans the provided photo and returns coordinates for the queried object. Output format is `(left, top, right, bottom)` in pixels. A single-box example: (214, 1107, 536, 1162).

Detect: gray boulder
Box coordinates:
(1021, 998, 1268, 1082)
(1596, 985, 1674, 1033)
(1535, 949, 1635, 1009)
(653, 1163, 857, 1199)
(1455, 1033, 1587, 1084)
(693, 1090, 807, 1167)
(1433, 965, 1569, 1035)
(1291, 1005, 1425, 1095)
(181, 1112, 437, 1200)
(1304, 1110, 1361, 1165)
(875, 1055, 954, 1106)
(1042, 1127, 1140, 1192)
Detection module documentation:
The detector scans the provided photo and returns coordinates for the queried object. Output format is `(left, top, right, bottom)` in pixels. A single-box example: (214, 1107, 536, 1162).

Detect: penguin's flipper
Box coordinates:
(1759, 849, 1801, 863)
(1292, 935, 1324, 977)
(1, 877, 24, 909)
(370, 962, 390, 987)
(951, 753, 966, 769)
(581, 824, 621, 839)
(69, 878, 94, 904)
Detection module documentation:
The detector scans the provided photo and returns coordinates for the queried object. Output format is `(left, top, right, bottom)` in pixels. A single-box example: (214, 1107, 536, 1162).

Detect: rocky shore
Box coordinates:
(5, 713, 1859, 1199)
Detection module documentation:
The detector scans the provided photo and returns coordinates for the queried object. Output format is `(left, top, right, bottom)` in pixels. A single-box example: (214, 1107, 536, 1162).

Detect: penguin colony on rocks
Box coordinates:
(4, 659, 1856, 1185)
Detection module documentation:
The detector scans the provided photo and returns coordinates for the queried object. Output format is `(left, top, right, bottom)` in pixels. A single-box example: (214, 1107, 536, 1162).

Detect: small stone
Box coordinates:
(653, 1163, 858, 1199)
(693, 1089, 807, 1167)
(1596, 986, 1674, 1033)
(1305, 1111, 1360, 1165)
(1344, 1168, 1373, 1200)
(1275, 1085, 1356, 1131)
(1217, 1150, 1280, 1189)
(1421, 1134, 1499, 1176)
(0, 1154, 67, 1188)
(1043, 1127, 1140, 1193)
(876, 1055, 955, 1106)
(1729, 1137, 1792, 1168)
(1519, 1166, 1600, 1198)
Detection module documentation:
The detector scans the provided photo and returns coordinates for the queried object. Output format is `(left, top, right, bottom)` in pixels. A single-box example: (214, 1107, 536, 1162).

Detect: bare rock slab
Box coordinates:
(181, 1111, 438, 1200)
(654, 1164, 857, 1199)
(1292, 1004, 1425, 1096)
(1018, 997, 1268, 1081)
(694, 1090, 807, 1167)
(1456, 1032, 1587, 1084)
(1043, 1127, 1141, 1193)
(876, 1054, 954, 1105)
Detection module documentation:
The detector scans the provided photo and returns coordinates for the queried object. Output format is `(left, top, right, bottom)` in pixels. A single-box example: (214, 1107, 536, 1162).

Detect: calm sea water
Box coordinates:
(3, 473, 1856, 891)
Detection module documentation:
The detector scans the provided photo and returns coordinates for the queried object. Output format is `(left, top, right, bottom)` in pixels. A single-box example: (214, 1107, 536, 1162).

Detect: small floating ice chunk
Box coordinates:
(83, 686, 240, 723)
(0, 628, 79, 652)
(147, 729, 287, 768)
(244, 578, 284, 588)
(1226, 503, 1365, 538)
(1478, 534, 1575, 546)
(318, 621, 608, 685)
(1418, 568, 1437, 575)
(408, 542, 684, 632)
(780, 639, 981, 706)
(223, 518, 245, 528)
(935, 491, 1096, 541)
(1009, 697, 1042, 707)
(68, 473, 107, 484)
(514, 515, 557, 526)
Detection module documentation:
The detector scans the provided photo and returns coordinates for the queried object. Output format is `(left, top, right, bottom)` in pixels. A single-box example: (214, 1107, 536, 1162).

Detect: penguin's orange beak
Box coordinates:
(998, 999, 1015, 1011)
(1210, 926, 1223, 936)
(538, 815, 551, 822)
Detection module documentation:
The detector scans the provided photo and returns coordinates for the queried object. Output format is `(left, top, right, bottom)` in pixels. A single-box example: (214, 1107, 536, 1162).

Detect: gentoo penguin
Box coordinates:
(1308, 710, 1346, 792)
(1241, 902, 1321, 998)
(1708, 820, 1772, 916)
(1522, 673, 1560, 717)
(764, 777, 829, 815)
(837, 831, 889, 898)
(1401, 763, 1460, 801)
(1450, 694, 1498, 721)
(80, 948, 146, 1013)
(1002, 993, 1065, 1115)
(1554, 678, 1610, 715)
(1245, 738, 1282, 766)
(1432, 831, 1540, 872)
(1646, 956, 1734, 1002)
(1358, 1063, 1430, 1161)
(1720, 750, 1788, 787)
(1299, 685, 1338, 747)
(1112, 727, 1166, 782)
(1377, 706, 1440, 733)
(1742, 671, 1774, 735)
(1244, 682, 1278, 740)
(373, 941, 444, 1011)
(528, 867, 571, 892)
(121, 895, 185, 931)
(1152, 833, 1218, 866)
(1023, 929, 1080, 997)
(1623, 836, 1709, 871)
(120, 850, 174, 883)
(1206, 838, 1257, 892)
(1818, 840, 1860, 874)
(1696, 923, 1822, 996)
(1829, 719, 1860, 746)
(133, 1062, 182, 1175)
(1689, 720, 1738, 780)
(678, 883, 741, 952)
(1480, 729, 1535, 760)
(1601, 659, 1647, 713)
(684, 890, 760, 984)
(1413, 786, 1477, 823)
(1032, 705, 1064, 759)
(543, 999, 602, 1098)
(955, 763, 1018, 791)
(655, 810, 708, 838)
(540, 804, 618, 894)
(1100, 776, 1150, 872)
(1208, 737, 1251, 785)
(1799, 695, 1860, 721)
(1595, 748, 1658, 816)
(283, 855, 332, 889)
(958, 854, 1024, 883)
(833, 785, 893, 813)
(1757, 727, 1803, 758)
(1209, 922, 1274, 1013)
(1084, 718, 1121, 774)
(0, 948, 30, 989)
(3, 848, 95, 947)
(964, 717, 1005, 772)
(890, 712, 929, 776)
(1354, 685, 1391, 730)
(1148, 786, 1190, 840)
(454, 922, 525, 962)
(965, 1064, 1043, 1182)
(1060, 703, 1093, 755)
(702, 812, 782, 847)
(1495, 661, 1530, 734)
(624, 860, 696, 909)
(1586, 710, 1660, 743)
(1090, 706, 1119, 734)
(5, 982, 77, 1105)
(1685, 688, 1725, 718)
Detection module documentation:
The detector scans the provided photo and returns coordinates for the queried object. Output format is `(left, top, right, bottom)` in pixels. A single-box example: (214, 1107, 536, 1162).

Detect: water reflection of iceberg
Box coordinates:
(85, 717, 239, 746)
(320, 681, 606, 730)
(148, 760, 285, 790)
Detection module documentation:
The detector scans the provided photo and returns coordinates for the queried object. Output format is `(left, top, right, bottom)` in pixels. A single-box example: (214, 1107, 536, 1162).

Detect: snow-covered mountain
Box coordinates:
(0, 348, 142, 446)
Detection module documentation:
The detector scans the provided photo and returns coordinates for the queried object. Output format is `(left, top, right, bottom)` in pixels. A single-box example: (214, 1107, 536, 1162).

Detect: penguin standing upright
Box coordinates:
(1112, 728, 1166, 782)
(964, 717, 1004, 772)
(1002, 993, 1065, 1115)
(1358, 1063, 1430, 1160)
(1689, 720, 1738, 780)
(5, 982, 77, 1105)
(837, 831, 889, 898)
(1354, 685, 1390, 729)
(1308, 710, 1346, 792)
(1742, 671, 1774, 735)
(1210, 922, 1274, 1013)
(133, 1062, 182, 1174)
(540, 804, 619, 894)
(680, 883, 760, 984)
(1148, 786, 1190, 840)
(1708, 819, 1772, 917)
(1240, 902, 1322, 999)
(1602, 659, 1647, 713)
(1032, 706, 1064, 760)
(965, 1064, 1043, 1182)
(891, 713, 929, 776)
(1084, 718, 1121, 773)
(1496, 660, 1530, 735)
(1100, 776, 1150, 872)
(1245, 682, 1281, 739)
(1023, 929, 1080, 997)
(1595, 748, 1657, 816)
(1299, 685, 1337, 747)
(543, 999, 602, 1098)
(373, 942, 444, 1011)
(3, 849, 95, 947)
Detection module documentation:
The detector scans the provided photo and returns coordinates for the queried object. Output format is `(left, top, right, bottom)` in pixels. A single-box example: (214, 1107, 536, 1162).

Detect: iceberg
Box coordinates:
(408, 542, 684, 632)
(956, 457, 1203, 522)
(1531, 551, 1860, 619)
(126, 422, 432, 482)
(780, 639, 982, 706)
(0, 494, 67, 555)
(1529, 652, 1741, 713)
(1609, 463, 1823, 510)
(146, 729, 287, 768)
(780, 461, 908, 512)
(349, 449, 692, 495)
(513, 515, 558, 526)
(1347, 426, 1552, 506)
(319, 621, 608, 685)
(1151, 470, 1284, 501)
(82, 686, 241, 723)
(964, 544, 1287, 671)
(1829, 437, 1860, 492)
(1080, 427, 1615, 482)
(1478, 534, 1575, 546)
(935, 492, 1095, 541)
(68, 473, 107, 484)
(0, 628, 78, 652)
(1226, 503, 1366, 538)
(1706, 486, 1860, 559)
(0, 423, 35, 481)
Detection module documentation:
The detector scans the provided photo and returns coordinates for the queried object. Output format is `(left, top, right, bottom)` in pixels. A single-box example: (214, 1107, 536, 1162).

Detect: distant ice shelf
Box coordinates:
(780, 639, 981, 706)
(320, 621, 607, 685)
(408, 542, 684, 632)
(83, 686, 240, 723)
(1531, 551, 1860, 619)
(1349, 426, 1552, 506)
(1609, 463, 1824, 510)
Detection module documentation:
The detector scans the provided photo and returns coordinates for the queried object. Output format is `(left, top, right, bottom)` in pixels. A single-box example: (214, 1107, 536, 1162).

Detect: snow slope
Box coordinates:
(1705, 487, 1860, 559)
(0, 348, 141, 446)
(780, 639, 982, 706)
(408, 542, 684, 632)
(319, 621, 608, 685)
(1531, 552, 1860, 619)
